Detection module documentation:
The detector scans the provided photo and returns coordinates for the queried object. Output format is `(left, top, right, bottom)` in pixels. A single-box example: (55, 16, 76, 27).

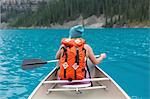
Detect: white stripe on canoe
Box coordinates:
(47, 85, 107, 92)
(43, 77, 109, 84)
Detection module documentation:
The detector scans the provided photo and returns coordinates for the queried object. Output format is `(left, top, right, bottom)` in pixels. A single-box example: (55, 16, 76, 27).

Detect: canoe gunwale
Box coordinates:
(28, 67, 57, 99)
(95, 66, 130, 99)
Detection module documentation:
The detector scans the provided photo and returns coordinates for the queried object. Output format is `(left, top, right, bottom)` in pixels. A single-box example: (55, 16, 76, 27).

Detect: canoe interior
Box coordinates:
(29, 60, 129, 99)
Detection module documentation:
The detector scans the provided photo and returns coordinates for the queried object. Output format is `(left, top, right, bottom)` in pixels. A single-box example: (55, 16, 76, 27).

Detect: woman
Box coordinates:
(56, 25, 106, 80)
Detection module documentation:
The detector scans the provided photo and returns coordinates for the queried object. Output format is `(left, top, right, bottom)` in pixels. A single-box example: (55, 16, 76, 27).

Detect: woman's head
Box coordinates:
(69, 25, 84, 38)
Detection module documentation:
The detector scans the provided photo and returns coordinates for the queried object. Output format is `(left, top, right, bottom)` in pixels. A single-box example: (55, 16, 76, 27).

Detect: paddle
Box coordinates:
(22, 59, 58, 70)
(22, 55, 100, 70)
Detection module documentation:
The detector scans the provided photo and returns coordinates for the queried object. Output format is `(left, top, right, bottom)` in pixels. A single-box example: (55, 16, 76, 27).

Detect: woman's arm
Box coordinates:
(55, 45, 64, 59)
(85, 44, 106, 65)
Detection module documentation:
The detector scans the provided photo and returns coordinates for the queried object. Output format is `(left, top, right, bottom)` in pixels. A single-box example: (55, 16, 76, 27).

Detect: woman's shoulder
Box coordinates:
(84, 44, 91, 49)
(84, 44, 92, 53)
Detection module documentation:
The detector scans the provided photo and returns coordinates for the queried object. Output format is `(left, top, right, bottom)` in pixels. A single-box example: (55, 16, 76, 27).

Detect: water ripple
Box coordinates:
(0, 29, 149, 98)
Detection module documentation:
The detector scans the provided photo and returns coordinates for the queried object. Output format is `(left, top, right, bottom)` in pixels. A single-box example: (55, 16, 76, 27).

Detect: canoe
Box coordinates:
(28, 59, 130, 99)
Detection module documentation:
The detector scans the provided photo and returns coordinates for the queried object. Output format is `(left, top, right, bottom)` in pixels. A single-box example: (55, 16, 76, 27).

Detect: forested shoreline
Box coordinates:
(5, 0, 150, 28)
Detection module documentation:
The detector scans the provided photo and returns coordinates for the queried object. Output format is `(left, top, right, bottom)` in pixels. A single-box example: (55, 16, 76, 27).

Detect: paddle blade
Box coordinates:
(22, 59, 47, 70)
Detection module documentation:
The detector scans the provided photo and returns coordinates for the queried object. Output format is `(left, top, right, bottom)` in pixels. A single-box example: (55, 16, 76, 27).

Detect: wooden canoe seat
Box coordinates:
(60, 82, 91, 88)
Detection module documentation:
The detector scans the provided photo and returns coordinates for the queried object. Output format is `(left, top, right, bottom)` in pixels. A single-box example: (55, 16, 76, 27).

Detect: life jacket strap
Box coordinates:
(86, 59, 93, 87)
(84, 68, 87, 78)
(55, 66, 60, 76)
(74, 70, 76, 79)
(75, 47, 79, 65)
(61, 46, 68, 78)
(61, 46, 67, 62)
(73, 47, 79, 79)
(64, 69, 66, 78)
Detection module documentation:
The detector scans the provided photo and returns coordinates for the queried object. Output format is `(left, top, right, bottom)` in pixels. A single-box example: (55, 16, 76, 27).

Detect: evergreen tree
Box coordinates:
(8, 0, 149, 27)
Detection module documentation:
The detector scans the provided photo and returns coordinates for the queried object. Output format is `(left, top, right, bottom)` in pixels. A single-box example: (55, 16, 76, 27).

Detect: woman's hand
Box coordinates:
(100, 53, 106, 59)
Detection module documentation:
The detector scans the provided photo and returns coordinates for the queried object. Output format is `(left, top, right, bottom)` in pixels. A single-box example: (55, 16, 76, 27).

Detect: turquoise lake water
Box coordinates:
(0, 28, 149, 99)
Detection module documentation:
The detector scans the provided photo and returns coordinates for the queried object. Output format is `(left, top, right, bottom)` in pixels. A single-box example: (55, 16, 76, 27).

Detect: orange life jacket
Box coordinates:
(59, 38, 86, 80)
